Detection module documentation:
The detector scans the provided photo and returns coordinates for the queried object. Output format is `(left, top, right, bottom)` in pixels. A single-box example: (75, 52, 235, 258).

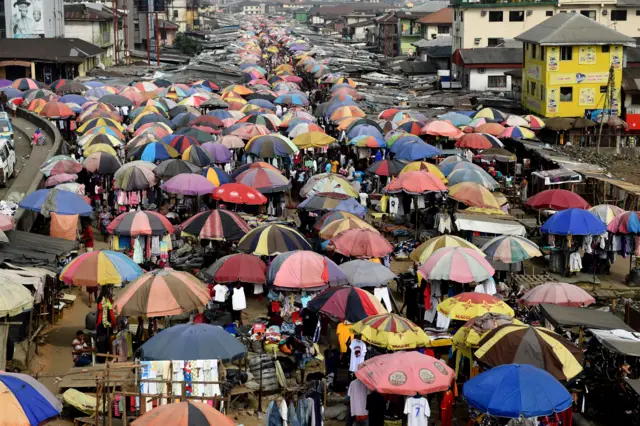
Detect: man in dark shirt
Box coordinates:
(366, 391, 386, 426)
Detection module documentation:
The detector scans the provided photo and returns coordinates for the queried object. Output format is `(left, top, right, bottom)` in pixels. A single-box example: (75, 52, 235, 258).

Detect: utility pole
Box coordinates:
(155, 12, 161, 66)
(123, 2, 129, 65)
(596, 65, 615, 154)
(147, 12, 151, 66)
(112, 0, 118, 65)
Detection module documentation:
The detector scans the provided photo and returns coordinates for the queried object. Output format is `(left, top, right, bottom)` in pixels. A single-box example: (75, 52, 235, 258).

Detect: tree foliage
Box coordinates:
(174, 33, 203, 56)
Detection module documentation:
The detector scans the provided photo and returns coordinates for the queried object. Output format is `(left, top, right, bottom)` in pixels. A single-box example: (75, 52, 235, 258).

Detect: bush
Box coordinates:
(174, 33, 203, 56)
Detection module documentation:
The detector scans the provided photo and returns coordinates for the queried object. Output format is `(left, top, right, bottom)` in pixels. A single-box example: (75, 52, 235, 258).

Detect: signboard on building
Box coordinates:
(579, 88, 595, 106)
(548, 72, 609, 85)
(578, 47, 596, 65)
(547, 47, 559, 72)
(10, 0, 44, 38)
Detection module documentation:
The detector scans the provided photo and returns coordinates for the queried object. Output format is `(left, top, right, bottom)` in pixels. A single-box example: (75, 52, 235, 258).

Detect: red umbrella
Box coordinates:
(308, 286, 386, 322)
(475, 123, 505, 136)
(39, 101, 74, 119)
(213, 183, 268, 205)
(518, 282, 595, 307)
(204, 253, 267, 284)
(331, 229, 394, 258)
(230, 123, 270, 140)
(456, 133, 494, 149)
(385, 171, 447, 194)
(190, 115, 224, 128)
(526, 189, 590, 210)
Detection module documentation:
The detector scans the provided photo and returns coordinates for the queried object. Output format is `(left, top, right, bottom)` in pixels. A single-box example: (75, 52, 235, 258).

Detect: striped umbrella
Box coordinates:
(60, 250, 144, 286)
(419, 247, 495, 284)
(107, 211, 175, 236)
(366, 159, 406, 177)
(300, 173, 358, 198)
(235, 167, 291, 193)
(410, 235, 482, 264)
(238, 224, 311, 256)
(154, 159, 201, 180)
(447, 168, 499, 190)
(436, 292, 513, 321)
(518, 282, 595, 307)
(245, 134, 298, 158)
(114, 269, 209, 317)
(131, 401, 234, 426)
(114, 163, 157, 191)
(40, 155, 83, 177)
(267, 250, 348, 290)
(181, 145, 214, 167)
(0, 371, 62, 426)
(607, 211, 640, 234)
(313, 211, 359, 231)
(449, 182, 501, 209)
(589, 204, 625, 225)
(474, 107, 507, 122)
(351, 313, 429, 350)
(475, 324, 583, 380)
(399, 161, 447, 182)
(204, 253, 267, 284)
(298, 193, 366, 217)
(164, 135, 200, 154)
(308, 286, 386, 322)
(179, 209, 250, 241)
(203, 166, 233, 186)
(481, 235, 542, 264)
(319, 217, 377, 240)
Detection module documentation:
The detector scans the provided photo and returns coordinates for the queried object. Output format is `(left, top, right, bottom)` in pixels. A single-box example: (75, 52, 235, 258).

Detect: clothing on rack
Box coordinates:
(373, 287, 393, 312)
(569, 252, 582, 273)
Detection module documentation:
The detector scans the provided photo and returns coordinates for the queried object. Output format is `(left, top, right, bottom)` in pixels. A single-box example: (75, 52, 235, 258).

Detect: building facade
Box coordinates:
(3, 0, 65, 39)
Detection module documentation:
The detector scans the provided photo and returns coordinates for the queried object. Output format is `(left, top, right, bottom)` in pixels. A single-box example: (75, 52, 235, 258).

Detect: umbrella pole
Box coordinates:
(415, 196, 419, 241)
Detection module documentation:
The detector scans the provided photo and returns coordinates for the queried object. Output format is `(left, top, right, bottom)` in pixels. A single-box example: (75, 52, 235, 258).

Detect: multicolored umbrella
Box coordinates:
(399, 161, 447, 182)
(453, 313, 522, 350)
(129, 142, 179, 163)
(39, 100, 74, 118)
(313, 211, 360, 231)
(154, 159, 201, 180)
(355, 352, 453, 395)
(213, 183, 268, 205)
(447, 168, 499, 190)
(245, 134, 298, 158)
(366, 160, 406, 177)
(161, 174, 216, 196)
(500, 126, 536, 140)
(288, 123, 324, 138)
(475, 324, 583, 380)
(40, 155, 82, 177)
(308, 286, 387, 322)
(331, 229, 393, 258)
(204, 253, 267, 284)
(164, 135, 200, 154)
(235, 167, 290, 193)
(449, 182, 500, 209)
(518, 282, 595, 307)
(45, 173, 77, 187)
(267, 250, 348, 290)
(419, 247, 495, 284)
(114, 163, 157, 191)
(589, 204, 625, 225)
(481, 235, 542, 263)
(455, 133, 501, 149)
(300, 173, 358, 198)
(410, 235, 482, 264)
(201, 143, 232, 163)
(292, 132, 336, 149)
(352, 313, 429, 350)
(319, 216, 377, 239)
(59, 250, 144, 286)
(298, 193, 366, 216)
(114, 269, 209, 317)
(436, 292, 513, 321)
(339, 259, 396, 288)
(0, 371, 62, 425)
(19, 188, 92, 217)
(474, 107, 507, 122)
(179, 209, 250, 241)
(385, 171, 447, 194)
(181, 145, 214, 167)
(607, 211, 640, 234)
(475, 147, 517, 162)
(524, 115, 546, 130)
(12, 78, 43, 91)
(203, 166, 233, 187)
(131, 401, 234, 426)
(107, 211, 175, 236)
(218, 135, 245, 149)
(541, 208, 606, 236)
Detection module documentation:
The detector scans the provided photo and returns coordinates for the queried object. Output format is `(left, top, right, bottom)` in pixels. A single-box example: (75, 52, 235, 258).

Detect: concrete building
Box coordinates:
(517, 13, 635, 118)
(452, 47, 522, 92)
(452, 0, 640, 51)
(417, 7, 452, 40)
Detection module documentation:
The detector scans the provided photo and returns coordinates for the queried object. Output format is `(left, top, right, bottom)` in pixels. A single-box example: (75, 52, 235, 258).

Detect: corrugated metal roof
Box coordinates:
(458, 47, 522, 65)
(417, 7, 453, 24)
(516, 13, 636, 47)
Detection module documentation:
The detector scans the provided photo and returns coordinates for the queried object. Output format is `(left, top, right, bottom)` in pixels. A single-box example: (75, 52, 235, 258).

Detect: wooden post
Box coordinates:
(578, 327, 584, 350)
(0, 323, 8, 372)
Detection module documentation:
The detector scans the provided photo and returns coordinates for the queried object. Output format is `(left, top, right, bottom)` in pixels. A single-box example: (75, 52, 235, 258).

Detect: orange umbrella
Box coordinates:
(330, 105, 365, 122)
(421, 120, 463, 138)
(131, 401, 234, 426)
(475, 123, 505, 136)
(385, 171, 446, 194)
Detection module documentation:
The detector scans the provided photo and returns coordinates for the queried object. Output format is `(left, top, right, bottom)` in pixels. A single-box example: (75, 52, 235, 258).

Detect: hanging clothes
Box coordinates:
(569, 252, 582, 273)
(133, 237, 144, 264)
(373, 287, 393, 312)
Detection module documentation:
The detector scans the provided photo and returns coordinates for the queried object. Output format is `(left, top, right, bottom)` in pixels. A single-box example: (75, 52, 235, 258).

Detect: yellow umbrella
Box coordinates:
(410, 235, 482, 264)
(448, 182, 500, 209)
(275, 64, 294, 73)
(222, 85, 254, 96)
(336, 117, 361, 131)
(437, 292, 514, 321)
(83, 144, 117, 157)
(266, 46, 279, 53)
(319, 217, 378, 239)
(292, 132, 336, 149)
(329, 106, 365, 122)
(351, 313, 429, 350)
(400, 162, 447, 182)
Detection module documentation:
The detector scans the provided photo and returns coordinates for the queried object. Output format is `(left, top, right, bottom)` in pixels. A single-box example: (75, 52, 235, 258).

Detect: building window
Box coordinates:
(460, 11, 464, 22)
(509, 11, 524, 22)
(437, 25, 449, 34)
(530, 81, 537, 96)
(546, 10, 553, 16)
(560, 46, 572, 61)
(173, 10, 179, 18)
(611, 10, 627, 21)
(560, 87, 573, 102)
(488, 11, 503, 22)
(488, 75, 507, 89)
(541, 84, 545, 100)
(602, 45, 610, 53)
(488, 38, 502, 47)
(541, 46, 545, 61)
(532, 44, 537, 59)
(580, 10, 596, 19)
(600, 85, 608, 93)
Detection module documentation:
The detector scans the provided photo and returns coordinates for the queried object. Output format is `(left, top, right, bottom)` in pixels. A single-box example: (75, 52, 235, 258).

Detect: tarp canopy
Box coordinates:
(455, 213, 526, 236)
(532, 168, 582, 186)
(540, 304, 633, 331)
(0, 230, 79, 269)
(589, 329, 640, 356)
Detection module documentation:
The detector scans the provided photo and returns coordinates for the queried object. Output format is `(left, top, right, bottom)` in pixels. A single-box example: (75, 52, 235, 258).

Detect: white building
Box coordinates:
(452, 47, 522, 92)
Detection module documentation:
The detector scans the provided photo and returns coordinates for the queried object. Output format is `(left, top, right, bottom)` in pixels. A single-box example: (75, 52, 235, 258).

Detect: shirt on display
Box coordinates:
(232, 287, 247, 311)
(349, 338, 367, 372)
(213, 284, 228, 303)
(404, 397, 430, 426)
(348, 379, 370, 417)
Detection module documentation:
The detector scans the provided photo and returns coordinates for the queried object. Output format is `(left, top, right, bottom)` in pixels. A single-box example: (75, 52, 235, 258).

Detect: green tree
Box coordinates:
(174, 33, 203, 56)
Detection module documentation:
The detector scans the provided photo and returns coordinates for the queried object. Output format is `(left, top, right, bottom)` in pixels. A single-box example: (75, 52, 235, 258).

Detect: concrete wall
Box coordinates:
(463, 68, 512, 92)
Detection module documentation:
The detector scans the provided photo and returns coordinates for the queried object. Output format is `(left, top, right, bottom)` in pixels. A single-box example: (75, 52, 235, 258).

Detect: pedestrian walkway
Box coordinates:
(9, 116, 56, 196)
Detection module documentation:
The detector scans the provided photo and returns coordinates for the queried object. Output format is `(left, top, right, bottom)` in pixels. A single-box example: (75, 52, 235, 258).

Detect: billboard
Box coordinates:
(10, 0, 44, 38)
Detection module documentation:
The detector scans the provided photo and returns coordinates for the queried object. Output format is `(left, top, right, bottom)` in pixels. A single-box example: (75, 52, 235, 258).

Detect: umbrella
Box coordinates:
(573, 117, 597, 129)
(203, 166, 233, 186)
(201, 143, 232, 163)
(504, 115, 530, 127)
(481, 235, 542, 263)
(448, 182, 500, 209)
(298, 193, 366, 216)
(540, 208, 606, 236)
(107, 211, 175, 236)
(267, 250, 348, 290)
(394, 141, 441, 161)
(204, 253, 266, 284)
(447, 168, 499, 190)
(352, 313, 428, 350)
(182, 145, 214, 167)
(161, 174, 216, 196)
(339, 259, 396, 288)
(518, 282, 595, 307)
(238, 224, 311, 256)
(419, 247, 495, 284)
(235, 167, 290, 193)
(245, 134, 298, 158)
(366, 160, 406, 177)
(0, 280, 33, 317)
(19, 188, 92, 217)
(319, 216, 377, 239)
(114, 163, 157, 191)
(40, 155, 82, 177)
(0, 371, 62, 425)
(83, 143, 117, 157)
(39, 100, 74, 118)
(456, 133, 501, 149)
(474, 107, 507, 122)
(475, 324, 583, 380)
(421, 120, 463, 138)
(308, 286, 387, 322)
(355, 352, 454, 395)
(527, 189, 590, 210)
(385, 171, 447, 194)
(179, 209, 250, 241)
(218, 135, 245, 149)
(607, 211, 640, 234)
(440, 161, 487, 178)
(288, 123, 324, 138)
(463, 365, 572, 418)
(100, 94, 135, 108)
(475, 147, 516, 162)
(213, 183, 268, 205)
(399, 162, 447, 182)
(12, 78, 43, 91)
(163, 135, 200, 154)
(314, 211, 360, 231)
(130, 401, 235, 426)
(331, 229, 393, 258)
(300, 173, 358, 198)
(292, 132, 336, 149)
(347, 124, 384, 141)
(439, 112, 472, 126)
(436, 292, 513, 320)
(545, 117, 575, 131)
(589, 204, 625, 225)
(59, 250, 144, 286)
(453, 313, 522, 350)
(500, 126, 536, 140)
(349, 135, 386, 148)
(475, 123, 506, 136)
(129, 142, 179, 163)
(154, 159, 201, 180)
(410, 235, 482, 264)
(114, 269, 210, 317)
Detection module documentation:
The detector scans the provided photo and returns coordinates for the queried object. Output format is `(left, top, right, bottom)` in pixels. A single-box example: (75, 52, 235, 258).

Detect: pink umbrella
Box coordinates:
(161, 174, 216, 196)
(0, 213, 14, 231)
(385, 171, 446, 194)
(421, 120, 464, 139)
(331, 229, 393, 258)
(45, 173, 78, 187)
(267, 250, 348, 290)
(355, 352, 454, 396)
(419, 247, 494, 283)
(518, 282, 595, 307)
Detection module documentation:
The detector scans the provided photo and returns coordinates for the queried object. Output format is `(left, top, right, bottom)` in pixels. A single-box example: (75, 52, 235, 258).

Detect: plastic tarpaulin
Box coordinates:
(50, 213, 78, 241)
(589, 328, 640, 356)
(455, 213, 526, 236)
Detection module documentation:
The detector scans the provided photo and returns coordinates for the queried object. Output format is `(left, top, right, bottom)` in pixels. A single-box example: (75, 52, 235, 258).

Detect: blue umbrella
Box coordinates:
(541, 208, 606, 236)
(438, 112, 472, 126)
(463, 364, 572, 418)
(140, 323, 247, 362)
(347, 124, 384, 141)
(85, 87, 111, 99)
(1, 88, 23, 98)
(394, 141, 441, 161)
(248, 99, 275, 109)
(170, 112, 198, 128)
(456, 110, 477, 117)
(440, 161, 486, 177)
(274, 94, 309, 107)
(447, 168, 499, 190)
(130, 142, 177, 162)
(59, 94, 88, 105)
(0, 371, 62, 425)
(134, 113, 175, 130)
(84, 81, 105, 88)
(389, 135, 423, 152)
(19, 188, 93, 216)
(326, 99, 358, 116)
(208, 110, 234, 120)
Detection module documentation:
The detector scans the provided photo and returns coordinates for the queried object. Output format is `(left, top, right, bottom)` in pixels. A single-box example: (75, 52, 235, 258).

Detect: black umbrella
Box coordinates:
(174, 128, 215, 143)
(154, 159, 202, 180)
(168, 105, 199, 119)
(200, 98, 229, 110)
(100, 94, 135, 108)
(56, 81, 88, 95)
(153, 78, 172, 88)
(245, 92, 276, 102)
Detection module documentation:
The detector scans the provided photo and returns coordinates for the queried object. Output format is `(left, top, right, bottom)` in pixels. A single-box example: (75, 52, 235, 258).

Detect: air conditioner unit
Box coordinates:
(474, 37, 481, 45)
(481, 10, 487, 16)
(478, 68, 486, 74)
(603, 9, 608, 15)
(526, 10, 532, 16)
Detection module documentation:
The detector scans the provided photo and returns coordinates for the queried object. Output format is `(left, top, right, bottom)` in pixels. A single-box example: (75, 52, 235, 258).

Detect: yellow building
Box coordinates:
(516, 13, 635, 118)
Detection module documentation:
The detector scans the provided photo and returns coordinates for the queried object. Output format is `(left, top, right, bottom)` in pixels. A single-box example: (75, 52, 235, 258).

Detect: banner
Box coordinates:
(526, 64, 542, 81)
(547, 46, 559, 71)
(548, 72, 609, 85)
(578, 88, 595, 106)
(10, 0, 44, 38)
(578, 46, 596, 65)
(611, 45, 622, 70)
(547, 88, 558, 114)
